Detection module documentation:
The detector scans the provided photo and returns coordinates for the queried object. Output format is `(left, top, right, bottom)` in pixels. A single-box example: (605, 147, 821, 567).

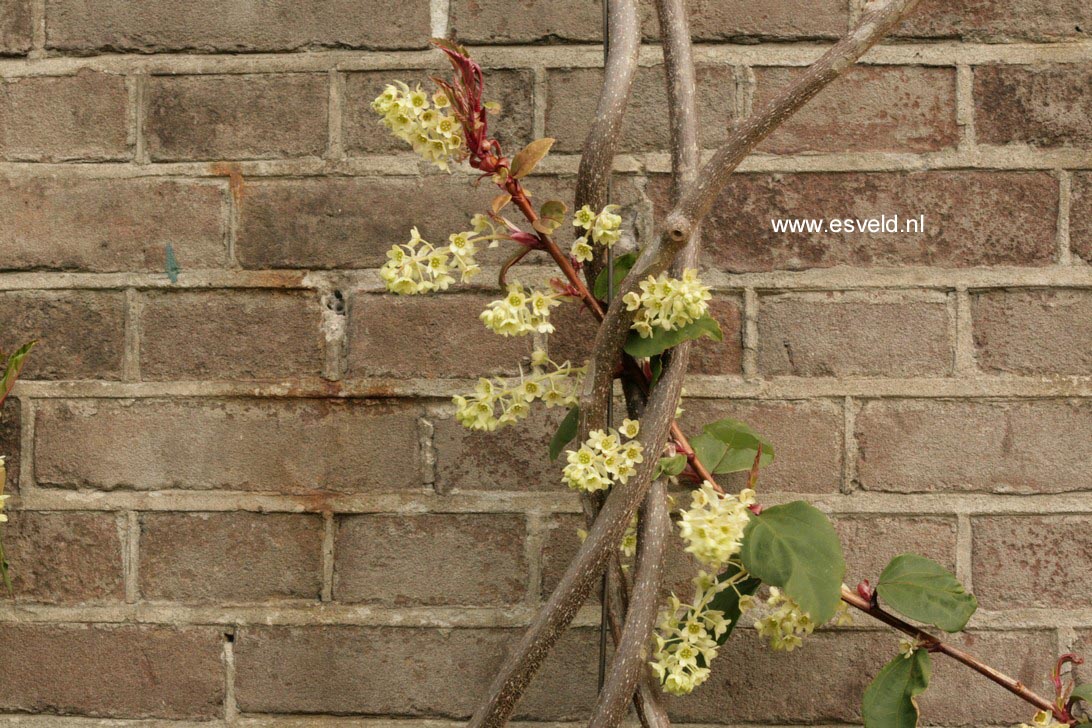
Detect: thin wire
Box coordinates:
(597, 0, 612, 696)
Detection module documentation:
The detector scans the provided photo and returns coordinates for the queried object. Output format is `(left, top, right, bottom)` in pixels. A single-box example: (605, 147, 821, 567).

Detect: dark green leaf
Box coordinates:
(690, 432, 727, 478)
(740, 501, 845, 623)
(876, 554, 978, 633)
(701, 418, 775, 473)
(862, 649, 932, 728)
(165, 243, 181, 283)
(593, 252, 637, 300)
(549, 405, 579, 461)
(708, 563, 762, 645)
(623, 315, 723, 359)
(1071, 684, 1092, 704)
(654, 454, 687, 479)
(649, 355, 663, 387)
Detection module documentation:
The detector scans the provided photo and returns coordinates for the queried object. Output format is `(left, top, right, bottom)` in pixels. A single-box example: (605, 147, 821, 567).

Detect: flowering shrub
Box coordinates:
(370, 36, 1089, 728)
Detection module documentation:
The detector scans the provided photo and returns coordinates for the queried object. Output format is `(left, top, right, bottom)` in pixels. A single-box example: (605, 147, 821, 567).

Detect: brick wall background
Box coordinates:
(0, 0, 1090, 725)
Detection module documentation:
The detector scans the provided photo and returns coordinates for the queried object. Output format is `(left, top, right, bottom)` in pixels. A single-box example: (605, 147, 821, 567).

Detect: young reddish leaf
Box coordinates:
(491, 193, 512, 215)
(510, 138, 555, 179)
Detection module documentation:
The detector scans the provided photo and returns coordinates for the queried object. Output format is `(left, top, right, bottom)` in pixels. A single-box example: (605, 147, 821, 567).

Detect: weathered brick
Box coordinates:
(145, 74, 328, 161)
(0, 177, 226, 272)
(0, 291, 126, 380)
(973, 515, 1092, 610)
(856, 399, 1091, 493)
(140, 290, 324, 380)
(547, 65, 736, 153)
(758, 292, 952, 377)
(668, 629, 1054, 725)
(141, 512, 324, 602)
(347, 293, 531, 378)
(0, 0, 31, 54)
(334, 514, 526, 605)
(0, 624, 224, 718)
(648, 171, 1057, 272)
(0, 398, 19, 494)
(35, 398, 422, 493)
(0, 511, 124, 603)
(235, 625, 598, 718)
(433, 404, 569, 493)
(972, 289, 1092, 375)
(450, 0, 847, 43)
(896, 0, 1092, 41)
(834, 515, 958, 588)
(975, 65, 1092, 148)
(0, 71, 129, 161)
(1073, 172, 1092, 263)
(680, 398, 844, 494)
(235, 176, 495, 269)
(44, 0, 430, 52)
(754, 66, 958, 154)
(343, 68, 534, 154)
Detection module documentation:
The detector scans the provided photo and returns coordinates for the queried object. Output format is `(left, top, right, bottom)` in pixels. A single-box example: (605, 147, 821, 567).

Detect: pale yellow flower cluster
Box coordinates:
(453, 352, 583, 431)
(677, 481, 755, 568)
(651, 570, 735, 695)
(623, 268, 712, 338)
(1017, 711, 1069, 728)
(480, 283, 564, 336)
(754, 586, 815, 651)
(372, 82, 465, 171)
(571, 204, 622, 263)
(380, 216, 499, 295)
(562, 419, 644, 493)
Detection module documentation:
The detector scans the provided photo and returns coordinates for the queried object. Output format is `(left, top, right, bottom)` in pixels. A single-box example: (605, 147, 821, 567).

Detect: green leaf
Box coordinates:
(862, 649, 932, 728)
(534, 200, 567, 235)
(876, 554, 978, 633)
(510, 137, 555, 179)
(654, 454, 687, 479)
(1071, 684, 1092, 705)
(649, 354, 663, 387)
(165, 243, 181, 283)
(623, 315, 723, 359)
(690, 432, 727, 477)
(549, 405, 579, 461)
(707, 563, 762, 645)
(740, 501, 845, 623)
(593, 252, 637, 300)
(0, 341, 35, 409)
(701, 418, 775, 473)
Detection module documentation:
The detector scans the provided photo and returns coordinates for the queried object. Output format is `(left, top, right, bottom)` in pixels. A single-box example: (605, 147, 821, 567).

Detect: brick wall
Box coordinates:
(0, 0, 1090, 725)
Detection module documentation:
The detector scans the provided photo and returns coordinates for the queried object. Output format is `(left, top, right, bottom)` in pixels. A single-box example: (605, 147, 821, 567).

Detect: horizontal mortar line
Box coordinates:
(0, 40, 1090, 77)
(0, 601, 1083, 631)
(13, 489, 1092, 518)
(11, 375, 1092, 401)
(0, 719, 914, 728)
(5, 264, 1092, 294)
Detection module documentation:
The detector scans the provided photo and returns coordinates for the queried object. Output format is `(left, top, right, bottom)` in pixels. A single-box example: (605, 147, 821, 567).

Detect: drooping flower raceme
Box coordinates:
(623, 268, 712, 339)
(571, 204, 623, 263)
(380, 218, 500, 295)
(453, 352, 583, 431)
(754, 586, 816, 652)
(372, 82, 465, 171)
(677, 481, 756, 568)
(480, 283, 565, 336)
(562, 420, 644, 493)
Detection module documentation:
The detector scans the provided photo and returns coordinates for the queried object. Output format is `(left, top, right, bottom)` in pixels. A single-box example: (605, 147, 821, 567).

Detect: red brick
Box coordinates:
(145, 74, 328, 161)
(0, 71, 129, 161)
(0, 291, 126, 380)
(140, 512, 324, 602)
(433, 404, 570, 493)
(649, 171, 1057, 272)
(755, 65, 957, 154)
(234, 625, 599, 718)
(347, 293, 531, 378)
(896, 0, 1092, 41)
(140, 290, 324, 380)
(334, 513, 527, 605)
(972, 289, 1092, 375)
(0, 398, 19, 494)
(547, 65, 736, 153)
(972, 515, 1092, 610)
(34, 398, 422, 493)
(1066, 172, 1092, 264)
(235, 176, 495, 269)
(758, 292, 952, 377)
(343, 68, 534, 155)
(680, 398, 844, 494)
(0, 177, 226, 272)
(856, 399, 1091, 493)
(45, 0, 429, 52)
(833, 515, 958, 588)
(0, 0, 31, 54)
(0, 624, 224, 718)
(1, 511, 124, 603)
(975, 65, 1092, 148)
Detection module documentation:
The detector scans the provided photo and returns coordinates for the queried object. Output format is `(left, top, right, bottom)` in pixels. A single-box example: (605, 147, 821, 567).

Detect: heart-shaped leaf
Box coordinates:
(701, 418, 775, 473)
(510, 138, 555, 179)
(740, 501, 845, 623)
(862, 649, 932, 728)
(876, 554, 977, 633)
(623, 315, 723, 359)
(653, 454, 688, 479)
(549, 405, 580, 461)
